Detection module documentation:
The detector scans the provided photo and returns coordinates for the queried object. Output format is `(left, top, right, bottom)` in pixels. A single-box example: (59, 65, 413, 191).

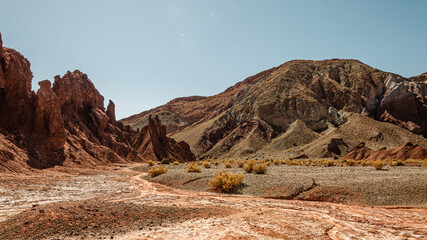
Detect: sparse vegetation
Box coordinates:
(172, 161, 180, 166)
(224, 162, 232, 168)
(187, 162, 202, 172)
(208, 170, 244, 193)
(148, 160, 156, 166)
(237, 161, 245, 168)
(243, 161, 255, 173)
(160, 158, 170, 165)
(325, 160, 335, 167)
(213, 161, 220, 166)
(252, 164, 268, 174)
(148, 166, 168, 177)
(203, 162, 211, 168)
(373, 160, 385, 170)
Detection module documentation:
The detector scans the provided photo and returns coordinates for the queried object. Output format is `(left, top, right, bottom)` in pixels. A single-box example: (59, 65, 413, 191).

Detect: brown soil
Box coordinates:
(0, 164, 426, 239)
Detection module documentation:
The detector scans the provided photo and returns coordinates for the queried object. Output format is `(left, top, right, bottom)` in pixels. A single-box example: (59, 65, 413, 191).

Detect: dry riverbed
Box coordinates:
(0, 163, 426, 239)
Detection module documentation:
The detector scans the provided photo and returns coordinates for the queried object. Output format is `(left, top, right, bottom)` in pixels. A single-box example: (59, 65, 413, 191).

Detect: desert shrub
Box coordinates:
(394, 160, 403, 166)
(203, 162, 211, 168)
(243, 161, 255, 173)
(325, 160, 335, 167)
(224, 162, 232, 168)
(373, 160, 384, 170)
(237, 161, 245, 168)
(187, 162, 202, 172)
(148, 166, 168, 177)
(213, 161, 220, 166)
(172, 161, 180, 166)
(273, 160, 281, 165)
(209, 170, 244, 193)
(148, 160, 156, 166)
(346, 160, 357, 166)
(252, 164, 268, 174)
(160, 158, 170, 165)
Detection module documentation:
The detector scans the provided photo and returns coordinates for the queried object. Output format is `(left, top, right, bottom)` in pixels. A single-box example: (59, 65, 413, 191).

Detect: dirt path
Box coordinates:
(114, 170, 427, 240)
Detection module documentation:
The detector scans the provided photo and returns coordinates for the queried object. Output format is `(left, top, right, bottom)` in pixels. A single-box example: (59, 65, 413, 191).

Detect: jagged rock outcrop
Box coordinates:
(131, 116, 195, 162)
(377, 76, 427, 136)
(106, 100, 116, 123)
(343, 142, 427, 161)
(0, 33, 195, 172)
(124, 59, 426, 159)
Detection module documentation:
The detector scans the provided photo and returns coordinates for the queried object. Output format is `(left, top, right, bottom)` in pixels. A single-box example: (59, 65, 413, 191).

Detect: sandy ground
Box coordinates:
(0, 164, 426, 239)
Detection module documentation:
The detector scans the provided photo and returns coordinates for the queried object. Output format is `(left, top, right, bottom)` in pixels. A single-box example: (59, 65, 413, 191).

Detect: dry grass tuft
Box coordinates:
(148, 166, 168, 177)
(209, 170, 244, 193)
(203, 162, 211, 168)
(373, 160, 385, 170)
(252, 164, 268, 174)
(187, 162, 202, 172)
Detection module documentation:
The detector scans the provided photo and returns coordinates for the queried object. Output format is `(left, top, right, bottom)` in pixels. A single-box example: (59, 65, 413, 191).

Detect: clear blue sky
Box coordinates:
(1, 0, 426, 119)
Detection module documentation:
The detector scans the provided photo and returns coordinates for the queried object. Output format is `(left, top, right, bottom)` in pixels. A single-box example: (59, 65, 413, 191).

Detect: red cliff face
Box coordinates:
(0, 33, 195, 173)
(343, 142, 426, 161)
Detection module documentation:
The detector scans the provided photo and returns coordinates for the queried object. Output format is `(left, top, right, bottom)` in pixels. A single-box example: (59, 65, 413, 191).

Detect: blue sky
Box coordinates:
(1, 0, 426, 119)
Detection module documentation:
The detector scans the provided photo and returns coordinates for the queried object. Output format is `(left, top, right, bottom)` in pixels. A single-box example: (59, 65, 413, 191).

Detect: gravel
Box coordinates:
(137, 163, 427, 206)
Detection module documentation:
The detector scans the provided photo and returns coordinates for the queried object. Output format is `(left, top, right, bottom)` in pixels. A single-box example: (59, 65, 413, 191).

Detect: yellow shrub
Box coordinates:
(148, 166, 168, 177)
(187, 162, 202, 172)
(148, 160, 156, 166)
(213, 161, 220, 166)
(237, 161, 245, 168)
(252, 164, 268, 174)
(172, 161, 180, 166)
(209, 170, 244, 193)
(203, 162, 211, 168)
(224, 162, 232, 168)
(273, 160, 281, 165)
(243, 161, 255, 173)
(346, 160, 357, 166)
(373, 160, 384, 170)
(325, 160, 335, 167)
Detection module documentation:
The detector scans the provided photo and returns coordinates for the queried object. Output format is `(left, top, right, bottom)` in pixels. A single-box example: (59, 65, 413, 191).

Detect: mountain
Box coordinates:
(0, 33, 195, 173)
(122, 59, 427, 160)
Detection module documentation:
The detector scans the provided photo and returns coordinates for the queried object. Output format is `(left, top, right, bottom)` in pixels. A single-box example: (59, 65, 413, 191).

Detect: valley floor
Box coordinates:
(0, 164, 426, 239)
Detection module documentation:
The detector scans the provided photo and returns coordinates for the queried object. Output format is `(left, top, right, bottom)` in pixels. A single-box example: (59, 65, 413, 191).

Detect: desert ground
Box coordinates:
(1, 162, 426, 240)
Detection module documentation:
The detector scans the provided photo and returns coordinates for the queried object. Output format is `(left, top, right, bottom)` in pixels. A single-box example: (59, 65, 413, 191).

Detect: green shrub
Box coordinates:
(252, 164, 268, 174)
(373, 160, 384, 170)
(187, 162, 202, 172)
(148, 166, 168, 177)
(209, 170, 244, 193)
(203, 162, 211, 168)
(160, 158, 170, 164)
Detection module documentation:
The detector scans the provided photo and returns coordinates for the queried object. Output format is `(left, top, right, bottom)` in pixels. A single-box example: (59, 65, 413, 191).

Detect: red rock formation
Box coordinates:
(377, 77, 427, 136)
(343, 142, 427, 161)
(0, 33, 195, 172)
(106, 100, 116, 122)
(131, 115, 195, 162)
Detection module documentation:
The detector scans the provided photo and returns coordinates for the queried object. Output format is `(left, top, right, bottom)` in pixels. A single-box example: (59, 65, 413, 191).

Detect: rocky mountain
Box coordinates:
(0, 33, 194, 173)
(122, 59, 427, 160)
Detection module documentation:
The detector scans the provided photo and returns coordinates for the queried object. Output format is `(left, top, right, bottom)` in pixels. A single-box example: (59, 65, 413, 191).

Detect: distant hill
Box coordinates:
(122, 59, 427, 160)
